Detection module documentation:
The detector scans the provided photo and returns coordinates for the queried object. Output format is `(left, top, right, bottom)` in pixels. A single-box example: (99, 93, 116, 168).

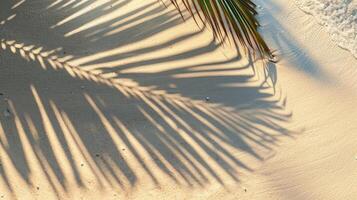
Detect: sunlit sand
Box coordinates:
(0, 0, 356, 199)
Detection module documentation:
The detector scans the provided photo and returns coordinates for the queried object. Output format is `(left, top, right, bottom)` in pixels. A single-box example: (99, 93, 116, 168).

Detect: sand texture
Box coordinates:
(0, 0, 356, 199)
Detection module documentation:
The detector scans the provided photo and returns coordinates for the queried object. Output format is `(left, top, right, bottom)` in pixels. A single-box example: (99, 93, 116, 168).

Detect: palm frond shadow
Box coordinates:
(255, 0, 334, 83)
(0, 0, 294, 198)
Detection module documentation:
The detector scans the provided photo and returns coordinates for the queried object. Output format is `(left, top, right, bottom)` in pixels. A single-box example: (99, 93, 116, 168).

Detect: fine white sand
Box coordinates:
(295, 0, 357, 58)
(0, 0, 356, 199)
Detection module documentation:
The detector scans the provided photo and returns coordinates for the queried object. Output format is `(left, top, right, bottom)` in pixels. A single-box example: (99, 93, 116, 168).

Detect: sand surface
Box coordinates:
(0, 0, 356, 199)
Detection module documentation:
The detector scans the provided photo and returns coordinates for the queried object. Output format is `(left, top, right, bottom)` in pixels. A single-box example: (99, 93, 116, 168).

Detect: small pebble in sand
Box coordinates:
(244, 188, 247, 192)
(205, 97, 210, 101)
(81, 163, 84, 167)
(95, 154, 100, 157)
(36, 186, 40, 190)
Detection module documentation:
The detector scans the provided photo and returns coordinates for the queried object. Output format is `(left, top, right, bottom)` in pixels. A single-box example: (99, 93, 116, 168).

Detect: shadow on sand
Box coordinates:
(0, 0, 294, 198)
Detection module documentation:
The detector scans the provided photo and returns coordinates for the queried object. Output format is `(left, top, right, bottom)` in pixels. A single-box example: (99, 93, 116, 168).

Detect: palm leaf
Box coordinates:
(169, 0, 275, 61)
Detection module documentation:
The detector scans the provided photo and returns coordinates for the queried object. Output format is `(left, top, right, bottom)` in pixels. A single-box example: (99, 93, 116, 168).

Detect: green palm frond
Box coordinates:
(170, 0, 275, 61)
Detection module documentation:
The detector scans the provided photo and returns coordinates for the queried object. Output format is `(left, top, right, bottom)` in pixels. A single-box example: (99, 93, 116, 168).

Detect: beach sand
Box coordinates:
(0, 0, 356, 199)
